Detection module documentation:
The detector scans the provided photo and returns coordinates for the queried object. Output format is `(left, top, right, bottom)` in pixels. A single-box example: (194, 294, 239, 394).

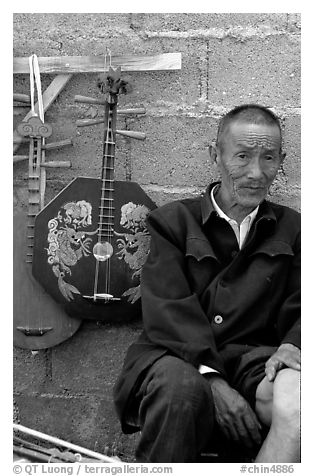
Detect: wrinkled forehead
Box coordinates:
(225, 120, 282, 151)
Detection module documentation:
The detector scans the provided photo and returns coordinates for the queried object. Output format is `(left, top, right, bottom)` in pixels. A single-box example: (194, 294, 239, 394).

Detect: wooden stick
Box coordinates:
(44, 138, 73, 150)
(13, 424, 117, 463)
(14, 53, 182, 74)
(13, 445, 61, 463)
(13, 74, 73, 153)
(117, 108, 146, 115)
(75, 95, 106, 106)
(116, 130, 146, 140)
(13, 93, 30, 103)
(76, 118, 108, 127)
(41, 161, 71, 168)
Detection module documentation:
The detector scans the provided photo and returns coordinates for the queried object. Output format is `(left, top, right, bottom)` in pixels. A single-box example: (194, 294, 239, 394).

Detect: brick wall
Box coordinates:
(13, 13, 301, 460)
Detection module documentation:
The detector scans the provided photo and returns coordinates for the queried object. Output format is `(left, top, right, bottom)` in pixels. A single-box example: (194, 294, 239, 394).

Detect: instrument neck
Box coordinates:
(26, 137, 42, 263)
(98, 96, 117, 241)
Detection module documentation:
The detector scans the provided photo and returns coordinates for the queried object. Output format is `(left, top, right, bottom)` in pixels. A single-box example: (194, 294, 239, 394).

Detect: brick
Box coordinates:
(130, 115, 219, 187)
(205, 36, 300, 108)
(267, 185, 300, 212)
(51, 321, 141, 393)
(282, 115, 301, 186)
(13, 347, 49, 393)
(13, 13, 131, 56)
(129, 13, 289, 32)
(14, 392, 122, 454)
(142, 185, 204, 207)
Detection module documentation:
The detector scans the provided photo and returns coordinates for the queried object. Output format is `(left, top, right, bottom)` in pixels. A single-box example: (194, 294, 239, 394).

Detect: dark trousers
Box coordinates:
(131, 355, 216, 463)
(122, 347, 275, 462)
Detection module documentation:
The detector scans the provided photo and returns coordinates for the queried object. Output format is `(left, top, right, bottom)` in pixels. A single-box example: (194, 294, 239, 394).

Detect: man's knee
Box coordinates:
(272, 368, 300, 430)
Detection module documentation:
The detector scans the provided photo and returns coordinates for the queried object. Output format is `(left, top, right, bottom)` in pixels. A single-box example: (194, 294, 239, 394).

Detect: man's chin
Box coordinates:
(236, 189, 266, 208)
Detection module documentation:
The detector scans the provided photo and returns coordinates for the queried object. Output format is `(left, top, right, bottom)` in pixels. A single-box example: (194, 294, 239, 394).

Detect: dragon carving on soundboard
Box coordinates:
(46, 200, 97, 301)
(115, 202, 151, 303)
(46, 200, 151, 303)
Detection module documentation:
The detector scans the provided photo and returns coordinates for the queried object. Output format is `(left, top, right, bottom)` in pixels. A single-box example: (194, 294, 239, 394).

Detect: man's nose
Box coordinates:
(247, 156, 263, 179)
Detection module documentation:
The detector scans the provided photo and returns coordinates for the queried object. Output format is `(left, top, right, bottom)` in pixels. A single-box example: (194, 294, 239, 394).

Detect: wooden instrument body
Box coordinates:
(13, 210, 81, 349)
(14, 113, 82, 350)
(32, 177, 156, 321)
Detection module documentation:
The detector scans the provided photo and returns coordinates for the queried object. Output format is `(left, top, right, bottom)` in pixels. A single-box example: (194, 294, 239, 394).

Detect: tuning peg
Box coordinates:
(75, 95, 106, 106)
(117, 108, 146, 115)
(76, 118, 106, 127)
(116, 130, 146, 140)
(41, 161, 72, 169)
(43, 139, 73, 150)
(13, 93, 31, 104)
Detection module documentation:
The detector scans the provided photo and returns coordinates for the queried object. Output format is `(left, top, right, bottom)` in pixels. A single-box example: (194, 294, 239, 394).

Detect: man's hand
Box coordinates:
(207, 375, 262, 448)
(265, 343, 301, 382)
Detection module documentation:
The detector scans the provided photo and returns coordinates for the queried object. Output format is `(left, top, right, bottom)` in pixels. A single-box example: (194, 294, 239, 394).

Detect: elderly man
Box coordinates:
(113, 104, 300, 463)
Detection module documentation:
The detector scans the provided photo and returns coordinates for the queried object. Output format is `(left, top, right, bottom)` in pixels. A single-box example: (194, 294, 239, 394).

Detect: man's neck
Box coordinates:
(214, 186, 257, 224)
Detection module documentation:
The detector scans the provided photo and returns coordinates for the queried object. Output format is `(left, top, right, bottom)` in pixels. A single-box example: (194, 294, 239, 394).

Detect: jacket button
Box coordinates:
(231, 250, 238, 258)
(214, 315, 223, 324)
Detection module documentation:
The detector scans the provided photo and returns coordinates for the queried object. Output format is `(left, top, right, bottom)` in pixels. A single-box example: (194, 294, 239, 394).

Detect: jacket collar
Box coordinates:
(201, 182, 277, 226)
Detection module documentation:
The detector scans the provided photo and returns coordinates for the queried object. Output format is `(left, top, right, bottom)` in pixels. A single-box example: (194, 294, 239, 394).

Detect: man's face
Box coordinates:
(215, 120, 283, 210)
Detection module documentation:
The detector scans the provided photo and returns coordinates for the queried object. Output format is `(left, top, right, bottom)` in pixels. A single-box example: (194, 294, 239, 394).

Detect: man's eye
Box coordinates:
(238, 154, 247, 160)
(265, 156, 274, 161)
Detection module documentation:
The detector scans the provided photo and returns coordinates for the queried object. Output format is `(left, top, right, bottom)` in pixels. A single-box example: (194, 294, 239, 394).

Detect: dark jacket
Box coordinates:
(114, 183, 301, 432)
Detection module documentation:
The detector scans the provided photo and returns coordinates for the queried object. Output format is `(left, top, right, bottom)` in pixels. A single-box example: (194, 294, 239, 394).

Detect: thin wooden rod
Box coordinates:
(13, 424, 117, 463)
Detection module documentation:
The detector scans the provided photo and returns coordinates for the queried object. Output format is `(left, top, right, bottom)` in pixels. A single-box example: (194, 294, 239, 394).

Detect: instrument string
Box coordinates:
(107, 103, 114, 295)
(105, 102, 113, 295)
(93, 98, 112, 298)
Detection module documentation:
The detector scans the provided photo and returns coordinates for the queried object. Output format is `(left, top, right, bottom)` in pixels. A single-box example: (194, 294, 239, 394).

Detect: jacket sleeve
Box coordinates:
(140, 210, 226, 375)
(276, 230, 301, 349)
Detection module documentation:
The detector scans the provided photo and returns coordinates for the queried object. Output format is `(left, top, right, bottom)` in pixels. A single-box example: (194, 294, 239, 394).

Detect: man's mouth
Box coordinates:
(240, 185, 265, 190)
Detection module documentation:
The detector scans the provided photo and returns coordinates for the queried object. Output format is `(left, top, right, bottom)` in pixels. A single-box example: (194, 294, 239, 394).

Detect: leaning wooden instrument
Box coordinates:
(14, 53, 81, 349)
(32, 66, 156, 321)
(13, 424, 118, 463)
(13, 118, 82, 349)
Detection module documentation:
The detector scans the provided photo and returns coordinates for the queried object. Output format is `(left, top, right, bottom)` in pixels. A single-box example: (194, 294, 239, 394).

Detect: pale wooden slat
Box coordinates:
(13, 93, 30, 103)
(13, 53, 182, 74)
(41, 161, 71, 168)
(13, 74, 72, 153)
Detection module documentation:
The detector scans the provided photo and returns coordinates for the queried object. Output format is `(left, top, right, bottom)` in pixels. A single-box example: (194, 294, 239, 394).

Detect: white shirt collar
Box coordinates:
(210, 184, 259, 248)
(210, 184, 259, 224)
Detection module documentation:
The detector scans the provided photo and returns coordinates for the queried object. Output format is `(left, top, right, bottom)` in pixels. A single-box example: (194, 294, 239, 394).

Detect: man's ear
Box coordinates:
(209, 142, 218, 164)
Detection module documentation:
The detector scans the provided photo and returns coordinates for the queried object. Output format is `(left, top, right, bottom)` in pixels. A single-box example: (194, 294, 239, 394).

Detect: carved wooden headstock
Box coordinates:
(97, 67, 129, 97)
